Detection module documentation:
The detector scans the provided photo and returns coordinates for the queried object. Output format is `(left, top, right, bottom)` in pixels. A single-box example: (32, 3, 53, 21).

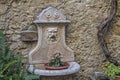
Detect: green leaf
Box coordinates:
(1, 60, 17, 74)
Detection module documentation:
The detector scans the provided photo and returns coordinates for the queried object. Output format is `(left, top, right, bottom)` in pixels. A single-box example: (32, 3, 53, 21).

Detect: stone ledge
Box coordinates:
(21, 31, 37, 42)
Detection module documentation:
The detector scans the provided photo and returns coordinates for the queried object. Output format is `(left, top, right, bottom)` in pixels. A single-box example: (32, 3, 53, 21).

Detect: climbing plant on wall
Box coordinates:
(97, 0, 118, 65)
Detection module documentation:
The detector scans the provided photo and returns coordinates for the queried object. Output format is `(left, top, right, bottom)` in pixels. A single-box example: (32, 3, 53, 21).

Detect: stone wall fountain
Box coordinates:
(27, 7, 80, 76)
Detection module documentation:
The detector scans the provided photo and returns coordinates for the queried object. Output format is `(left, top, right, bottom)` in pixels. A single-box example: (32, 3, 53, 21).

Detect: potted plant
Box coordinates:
(103, 62, 120, 80)
(44, 52, 69, 70)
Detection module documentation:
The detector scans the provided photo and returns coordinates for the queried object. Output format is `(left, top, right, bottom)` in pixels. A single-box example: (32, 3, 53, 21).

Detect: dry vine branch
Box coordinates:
(97, 0, 118, 65)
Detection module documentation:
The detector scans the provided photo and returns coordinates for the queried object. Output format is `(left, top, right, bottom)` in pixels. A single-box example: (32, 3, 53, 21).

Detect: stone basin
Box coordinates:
(27, 62, 80, 76)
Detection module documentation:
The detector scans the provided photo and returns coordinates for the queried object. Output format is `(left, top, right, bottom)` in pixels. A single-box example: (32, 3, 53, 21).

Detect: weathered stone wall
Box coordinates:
(0, 0, 120, 79)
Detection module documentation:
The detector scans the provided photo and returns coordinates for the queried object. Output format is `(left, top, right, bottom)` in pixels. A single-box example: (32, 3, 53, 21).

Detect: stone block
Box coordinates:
(21, 31, 37, 42)
(89, 72, 109, 80)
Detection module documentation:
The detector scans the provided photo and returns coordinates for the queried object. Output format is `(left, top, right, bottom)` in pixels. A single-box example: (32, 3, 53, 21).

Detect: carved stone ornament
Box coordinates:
(46, 27, 58, 42)
(29, 7, 74, 64)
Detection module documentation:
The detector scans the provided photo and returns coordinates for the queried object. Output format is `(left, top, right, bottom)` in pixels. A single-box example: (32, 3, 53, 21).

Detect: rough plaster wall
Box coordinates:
(0, 0, 120, 79)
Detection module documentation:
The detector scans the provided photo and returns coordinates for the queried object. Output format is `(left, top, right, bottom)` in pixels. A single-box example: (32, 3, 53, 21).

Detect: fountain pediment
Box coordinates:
(34, 7, 70, 23)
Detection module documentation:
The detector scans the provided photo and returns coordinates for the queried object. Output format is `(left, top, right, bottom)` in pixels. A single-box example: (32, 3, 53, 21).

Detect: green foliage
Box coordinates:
(48, 52, 65, 67)
(0, 32, 40, 80)
(103, 62, 120, 80)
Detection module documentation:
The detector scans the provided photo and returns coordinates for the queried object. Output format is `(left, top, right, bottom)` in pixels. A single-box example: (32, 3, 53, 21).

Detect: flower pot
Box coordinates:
(44, 62, 69, 70)
(116, 76, 120, 80)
